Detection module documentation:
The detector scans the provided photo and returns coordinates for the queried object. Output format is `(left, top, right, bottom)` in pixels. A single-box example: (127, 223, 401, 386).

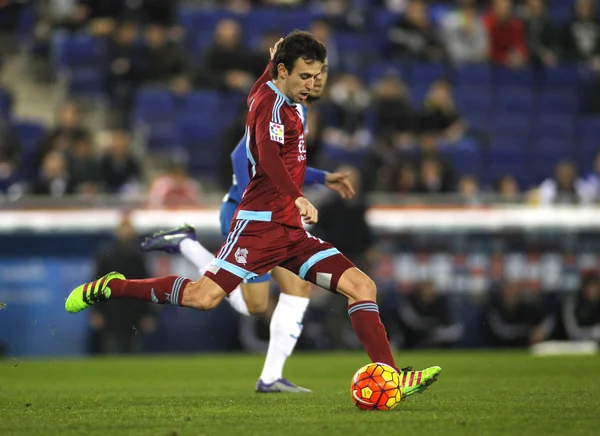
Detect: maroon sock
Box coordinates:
(348, 300, 399, 373)
(109, 275, 191, 306)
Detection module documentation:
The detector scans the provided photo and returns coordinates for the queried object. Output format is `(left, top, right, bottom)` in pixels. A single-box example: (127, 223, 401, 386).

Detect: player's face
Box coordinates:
(284, 58, 323, 104)
(308, 62, 329, 101)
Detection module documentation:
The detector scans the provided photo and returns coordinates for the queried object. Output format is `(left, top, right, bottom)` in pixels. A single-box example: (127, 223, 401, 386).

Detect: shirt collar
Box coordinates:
(267, 81, 296, 106)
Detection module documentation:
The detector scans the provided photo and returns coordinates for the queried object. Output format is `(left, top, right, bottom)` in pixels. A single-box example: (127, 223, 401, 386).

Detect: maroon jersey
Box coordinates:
(234, 79, 307, 229)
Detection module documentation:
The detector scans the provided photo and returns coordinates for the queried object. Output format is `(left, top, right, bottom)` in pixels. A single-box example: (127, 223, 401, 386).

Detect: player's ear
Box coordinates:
(277, 63, 287, 80)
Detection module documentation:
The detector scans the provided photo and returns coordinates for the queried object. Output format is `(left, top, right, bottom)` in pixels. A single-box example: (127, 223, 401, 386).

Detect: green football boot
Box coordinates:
(400, 366, 441, 398)
(65, 272, 125, 313)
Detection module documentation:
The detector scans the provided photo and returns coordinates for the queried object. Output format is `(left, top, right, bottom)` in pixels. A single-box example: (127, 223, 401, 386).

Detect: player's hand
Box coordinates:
(270, 38, 284, 60)
(325, 172, 356, 199)
(295, 197, 318, 224)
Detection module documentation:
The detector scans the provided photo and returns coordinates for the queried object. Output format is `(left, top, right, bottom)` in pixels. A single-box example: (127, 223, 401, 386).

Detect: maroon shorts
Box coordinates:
(204, 219, 354, 294)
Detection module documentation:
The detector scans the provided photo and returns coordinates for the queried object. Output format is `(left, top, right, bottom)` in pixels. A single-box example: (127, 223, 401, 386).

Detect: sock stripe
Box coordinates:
(170, 276, 185, 306)
(173, 276, 186, 306)
(348, 303, 379, 316)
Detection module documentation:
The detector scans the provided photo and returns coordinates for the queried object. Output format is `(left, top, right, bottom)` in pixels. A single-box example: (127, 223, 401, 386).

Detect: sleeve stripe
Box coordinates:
(272, 95, 284, 124)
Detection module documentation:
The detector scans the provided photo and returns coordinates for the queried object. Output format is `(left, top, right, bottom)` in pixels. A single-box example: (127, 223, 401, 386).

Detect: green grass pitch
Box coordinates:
(1, 351, 598, 436)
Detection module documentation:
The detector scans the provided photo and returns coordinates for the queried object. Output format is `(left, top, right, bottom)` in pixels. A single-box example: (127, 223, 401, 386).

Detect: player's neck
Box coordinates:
(272, 80, 293, 104)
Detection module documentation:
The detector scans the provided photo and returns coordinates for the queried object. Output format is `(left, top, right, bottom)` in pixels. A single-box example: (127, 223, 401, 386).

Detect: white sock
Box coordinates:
(179, 238, 215, 276)
(259, 293, 310, 383)
(227, 287, 250, 316)
(179, 238, 251, 316)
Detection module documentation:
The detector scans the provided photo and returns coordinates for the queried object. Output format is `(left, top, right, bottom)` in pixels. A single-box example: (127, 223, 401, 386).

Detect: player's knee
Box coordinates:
(353, 277, 377, 302)
(245, 298, 269, 315)
(282, 280, 311, 298)
(183, 283, 220, 311)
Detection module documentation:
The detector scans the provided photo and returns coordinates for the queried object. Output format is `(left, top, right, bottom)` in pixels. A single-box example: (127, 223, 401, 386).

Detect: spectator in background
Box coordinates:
(562, 274, 600, 342)
(89, 215, 157, 354)
(484, 0, 528, 68)
(320, 74, 372, 152)
(147, 161, 201, 208)
(142, 24, 186, 84)
(414, 132, 456, 187)
(458, 174, 481, 205)
(562, 0, 600, 65)
(312, 165, 372, 270)
(581, 150, 600, 202)
(0, 119, 21, 196)
(394, 163, 417, 193)
(134, 0, 178, 28)
(78, 0, 126, 37)
(67, 135, 101, 195)
(442, 0, 489, 64)
(99, 130, 141, 195)
(519, 0, 558, 67)
(419, 79, 467, 144)
(106, 21, 144, 128)
(485, 281, 555, 347)
(416, 157, 454, 194)
(384, 281, 463, 349)
(372, 72, 416, 150)
(37, 100, 88, 171)
(32, 151, 71, 196)
(495, 174, 521, 203)
(387, 0, 445, 61)
(538, 160, 591, 205)
(194, 19, 260, 92)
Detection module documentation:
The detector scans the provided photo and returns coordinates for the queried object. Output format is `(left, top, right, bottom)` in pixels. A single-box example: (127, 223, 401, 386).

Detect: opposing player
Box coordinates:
(140, 45, 350, 393)
(65, 31, 441, 398)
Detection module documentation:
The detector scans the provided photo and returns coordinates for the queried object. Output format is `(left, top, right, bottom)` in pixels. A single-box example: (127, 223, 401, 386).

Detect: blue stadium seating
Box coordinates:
(543, 65, 580, 87)
(132, 88, 175, 124)
(454, 64, 492, 87)
(537, 88, 579, 115)
(0, 88, 12, 119)
(409, 62, 449, 86)
(535, 114, 576, 140)
(493, 66, 535, 86)
(491, 113, 532, 137)
(495, 86, 535, 113)
(51, 33, 105, 72)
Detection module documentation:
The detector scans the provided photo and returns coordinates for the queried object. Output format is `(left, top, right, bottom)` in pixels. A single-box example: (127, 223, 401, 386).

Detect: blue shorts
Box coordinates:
(219, 199, 271, 284)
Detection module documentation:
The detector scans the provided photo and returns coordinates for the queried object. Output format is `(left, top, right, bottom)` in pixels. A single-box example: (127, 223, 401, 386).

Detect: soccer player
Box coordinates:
(65, 31, 441, 398)
(139, 43, 351, 393)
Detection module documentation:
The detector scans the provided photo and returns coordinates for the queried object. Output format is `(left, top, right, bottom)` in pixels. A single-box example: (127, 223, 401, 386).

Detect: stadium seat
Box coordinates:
(543, 65, 580, 87)
(488, 146, 528, 184)
(493, 65, 535, 86)
(183, 91, 222, 120)
(579, 116, 600, 140)
(178, 114, 221, 148)
(67, 67, 105, 97)
(0, 87, 12, 119)
(365, 61, 407, 84)
(495, 86, 535, 113)
(491, 113, 532, 137)
(243, 8, 283, 40)
(11, 119, 45, 154)
(334, 33, 376, 73)
(537, 88, 579, 114)
(51, 33, 105, 72)
(441, 142, 482, 177)
(409, 62, 449, 86)
(455, 86, 493, 114)
(454, 64, 492, 86)
(147, 121, 181, 151)
(132, 87, 175, 124)
(535, 114, 576, 140)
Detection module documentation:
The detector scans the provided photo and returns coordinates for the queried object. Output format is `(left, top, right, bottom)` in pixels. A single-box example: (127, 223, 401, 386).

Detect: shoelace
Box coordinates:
(400, 366, 413, 372)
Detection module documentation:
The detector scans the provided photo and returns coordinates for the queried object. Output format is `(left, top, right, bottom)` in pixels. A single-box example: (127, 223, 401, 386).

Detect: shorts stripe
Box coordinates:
(220, 219, 249, 261)
(218, 220, 244, 260)
(298, 247, 341, 280)
(212, 258, 257, 280)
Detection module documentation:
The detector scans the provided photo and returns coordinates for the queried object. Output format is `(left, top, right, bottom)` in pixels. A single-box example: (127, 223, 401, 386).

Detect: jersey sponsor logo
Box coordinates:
(298, 134, 306, 162)
(270, 122, 285, 144)
(235, 247, 248, 265)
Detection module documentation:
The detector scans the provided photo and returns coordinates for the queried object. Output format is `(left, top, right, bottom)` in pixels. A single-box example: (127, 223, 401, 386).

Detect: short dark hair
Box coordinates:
(270, 31, 327, 79)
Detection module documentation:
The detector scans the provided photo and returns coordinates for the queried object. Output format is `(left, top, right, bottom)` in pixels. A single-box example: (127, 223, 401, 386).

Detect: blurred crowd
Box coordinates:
(0, 0, 598, 205)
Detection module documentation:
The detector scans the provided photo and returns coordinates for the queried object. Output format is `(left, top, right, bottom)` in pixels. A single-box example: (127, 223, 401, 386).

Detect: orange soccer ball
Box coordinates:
(350, 362, 403, 411)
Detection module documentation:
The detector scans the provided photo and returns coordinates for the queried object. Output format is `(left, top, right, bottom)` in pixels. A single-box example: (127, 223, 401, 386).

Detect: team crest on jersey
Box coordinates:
(235, 247, 248, 265)
(269, 122, 285, 144)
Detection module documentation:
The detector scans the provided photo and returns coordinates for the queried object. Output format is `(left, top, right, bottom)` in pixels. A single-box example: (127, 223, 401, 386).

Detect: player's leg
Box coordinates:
(239, 276, 271, 315)
(140, 200, 253, 316)
(256, 267, 312, 393)
(65, 270, 232, 313)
